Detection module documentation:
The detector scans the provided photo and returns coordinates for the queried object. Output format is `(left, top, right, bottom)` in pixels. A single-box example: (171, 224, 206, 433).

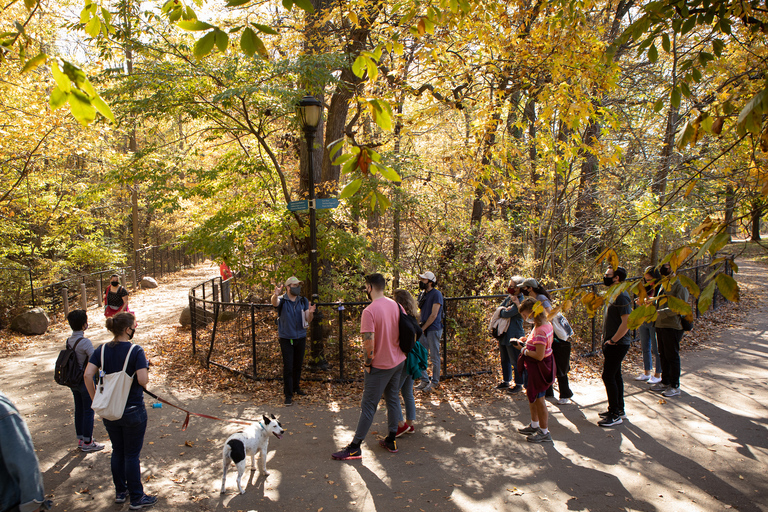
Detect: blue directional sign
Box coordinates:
(287, 200, 308, 212)
(316, 198, 339, 210)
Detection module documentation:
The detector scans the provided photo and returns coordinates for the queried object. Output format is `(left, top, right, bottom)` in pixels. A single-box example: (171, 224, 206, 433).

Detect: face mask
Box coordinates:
(127, 327, 135, 340)
(526, 317, 535, 324)
(659, 266, 671, 276)
(507, 287, 515, 295)
(603, 277, 615, 287)
(419, 281, 427, 290)
(289, 286, 301, 296)
(111, 281, 119, 286)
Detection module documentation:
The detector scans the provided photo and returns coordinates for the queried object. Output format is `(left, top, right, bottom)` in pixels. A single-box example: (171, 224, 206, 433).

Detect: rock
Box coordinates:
(179, 306, 191, 326)
(218, 309, 238, 322)
(9, 307, 50, 335)
(179, 305, 215, 326)
(140, 276, 159, 289)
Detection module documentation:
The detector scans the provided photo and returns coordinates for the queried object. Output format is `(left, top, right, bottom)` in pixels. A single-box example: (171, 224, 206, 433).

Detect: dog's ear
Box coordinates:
(271, 413, 276, 419)
(263, 414, 270, 424)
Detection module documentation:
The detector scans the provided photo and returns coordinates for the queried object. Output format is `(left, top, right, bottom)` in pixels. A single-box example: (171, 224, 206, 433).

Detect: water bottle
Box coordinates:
(152, 402, 162, 408)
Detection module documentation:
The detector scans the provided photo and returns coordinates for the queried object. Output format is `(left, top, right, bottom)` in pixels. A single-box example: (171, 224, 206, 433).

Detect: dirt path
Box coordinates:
(2, 261, 767, 511)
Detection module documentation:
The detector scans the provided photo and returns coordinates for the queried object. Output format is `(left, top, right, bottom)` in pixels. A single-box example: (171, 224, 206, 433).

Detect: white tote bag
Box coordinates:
(91, 343, 137, 421)
(552, 312, 574, 341)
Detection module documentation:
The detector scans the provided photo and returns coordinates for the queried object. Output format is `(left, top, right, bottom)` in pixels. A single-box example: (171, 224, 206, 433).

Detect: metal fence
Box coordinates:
(188, 255, 735, 383)
(0, 244, 204, 318)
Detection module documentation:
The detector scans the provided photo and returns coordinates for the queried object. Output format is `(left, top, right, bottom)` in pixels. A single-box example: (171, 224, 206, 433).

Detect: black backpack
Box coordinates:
(54, 337, 84, 388)
(398, 309, 423, 354)
(275, 296, 308, 324)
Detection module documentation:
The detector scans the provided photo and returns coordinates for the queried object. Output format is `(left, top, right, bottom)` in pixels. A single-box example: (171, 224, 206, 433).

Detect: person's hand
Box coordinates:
(308, 303, 316, 314)
(273, 285, 283, 296)
(510, 295, 520, 306)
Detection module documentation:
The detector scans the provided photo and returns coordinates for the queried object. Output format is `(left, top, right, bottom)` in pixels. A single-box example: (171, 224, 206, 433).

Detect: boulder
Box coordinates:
(179, 305, 215, 326)
(218, 309, 238, 322)
(140, 276, 159, 289)
(179, 306, 191, 326)
(9, 307, 50, 335)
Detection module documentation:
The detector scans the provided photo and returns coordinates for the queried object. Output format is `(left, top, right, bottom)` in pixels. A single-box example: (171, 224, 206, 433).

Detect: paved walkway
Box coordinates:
(2, 261, 767, 511)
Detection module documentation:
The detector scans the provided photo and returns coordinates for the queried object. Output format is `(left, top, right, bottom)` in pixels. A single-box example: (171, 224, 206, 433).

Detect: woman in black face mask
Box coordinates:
(104, 274, 131, 318)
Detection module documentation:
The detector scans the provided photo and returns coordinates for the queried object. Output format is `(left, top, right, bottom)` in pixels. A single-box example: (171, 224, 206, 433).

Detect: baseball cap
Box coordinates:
(285, 276, 303, 286)
(522, 277, 539, 289)
(418, 271, 436, 282)
(509, 275, 525, 286)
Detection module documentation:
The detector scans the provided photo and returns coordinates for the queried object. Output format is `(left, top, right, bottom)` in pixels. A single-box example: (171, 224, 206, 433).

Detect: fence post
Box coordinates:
(152, 246, 156, 277)
(29, 269, 35, 307)
(213, 283, 219, 303)
(207, 303, 220, 368)
(222, 280, 231, 303)
(61, 286, 69, 317)
(80, 282, 87, 310)
(338, 305, 345, 381)
(190, 290, 197, 355)
(97, 278, 103, 307)
(120, 274, 126, 289)
(131, 270, 137, 291)
(251, 304, 257, 377)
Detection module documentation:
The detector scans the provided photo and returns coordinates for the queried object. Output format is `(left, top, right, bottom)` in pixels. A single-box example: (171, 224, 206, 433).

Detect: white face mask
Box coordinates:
(525, 316, 535, 325)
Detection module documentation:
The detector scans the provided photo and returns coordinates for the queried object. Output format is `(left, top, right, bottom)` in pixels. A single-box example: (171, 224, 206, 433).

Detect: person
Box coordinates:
(0, 392, 52, 512)
(84, 313, 157, 510)
(271, 276, 316, 406)
(393, 289, 421, 437)
(634, 266, 662, 384)
(651, 263, 690, 397)
(219, 260, 233, 280)
(65, 310, 104, 452)
(598, 266, 632, 427)
(521, 278, 573, 404)
(332, 273, 406, 460)
(494, 276, 526, 393)
(104, 274, 130, 318)
(415, 271, 444, 393)
(514, 297, 555, 443)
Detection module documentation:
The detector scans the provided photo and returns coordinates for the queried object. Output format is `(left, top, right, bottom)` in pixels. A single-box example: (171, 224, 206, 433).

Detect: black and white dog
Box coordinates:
(220, 414, 285, 494)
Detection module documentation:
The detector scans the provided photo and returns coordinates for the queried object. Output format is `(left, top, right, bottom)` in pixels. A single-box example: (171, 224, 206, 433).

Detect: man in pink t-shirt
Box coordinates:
(332, 273, 406, 461)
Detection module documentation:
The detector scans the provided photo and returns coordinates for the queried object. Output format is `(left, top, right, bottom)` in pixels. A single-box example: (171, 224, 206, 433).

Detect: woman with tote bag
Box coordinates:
(84, 313, 157, 510)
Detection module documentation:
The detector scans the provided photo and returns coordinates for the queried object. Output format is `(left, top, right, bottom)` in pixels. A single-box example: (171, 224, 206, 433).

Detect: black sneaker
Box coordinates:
(597, 413, 623, 427)
(332, 443, 362, 460)
(496, 382, 510, 389)
(379, 437, 398, 453)
(599, 410, 627, 419)
(508, 385, 523, 394)
(284, 397, 293, 406)
(518, 424, 538, 435)
(294, 389, 307, 396)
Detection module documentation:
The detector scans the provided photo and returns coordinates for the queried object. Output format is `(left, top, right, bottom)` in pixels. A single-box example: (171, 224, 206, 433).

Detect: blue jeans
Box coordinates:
(353, 362, 404, 443)
(71, 381, 95, 443)
(639, 322, 660, 373)
(419, 330, 442, 384)
(499, 342, 525, 385)
(103, 406, 147, 503)
(398, 369, 416, 423)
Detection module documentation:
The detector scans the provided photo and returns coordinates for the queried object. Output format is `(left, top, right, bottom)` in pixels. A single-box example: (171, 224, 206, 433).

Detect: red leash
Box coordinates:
(142, 388, 256, 431)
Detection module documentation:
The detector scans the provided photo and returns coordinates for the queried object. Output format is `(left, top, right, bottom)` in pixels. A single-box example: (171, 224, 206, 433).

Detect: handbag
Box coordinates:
(552, 312, 574, 341)
(680, 315, 693, 332)
(91, 343, 137, 421)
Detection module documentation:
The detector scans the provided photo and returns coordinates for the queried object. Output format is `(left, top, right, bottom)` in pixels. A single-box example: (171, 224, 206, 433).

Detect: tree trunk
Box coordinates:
(724, 184, 735, 240)
(751, 200, 763, 241)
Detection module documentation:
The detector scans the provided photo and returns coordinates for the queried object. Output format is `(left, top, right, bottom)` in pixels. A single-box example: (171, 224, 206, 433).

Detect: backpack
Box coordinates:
(275, 296, 309, 326)
(680, 315, 693, 332)
(54, 337, 84, 388)
(552, 313, 574, 341)
(398, 308, 423, 354)
(91, 344, 137, 421)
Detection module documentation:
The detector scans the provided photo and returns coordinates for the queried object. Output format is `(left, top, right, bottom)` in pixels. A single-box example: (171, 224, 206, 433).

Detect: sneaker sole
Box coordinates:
(332, 454, 362, 460)
(517, 429, 538, 436)
(526, 436, 553, 443)
(379, 441, 398, 453)
(598, 419, 623, 427)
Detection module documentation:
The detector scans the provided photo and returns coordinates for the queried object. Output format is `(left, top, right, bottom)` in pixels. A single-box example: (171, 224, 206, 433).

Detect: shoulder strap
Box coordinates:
(122, 344, 137, 373)
(69, 337, 84, 350)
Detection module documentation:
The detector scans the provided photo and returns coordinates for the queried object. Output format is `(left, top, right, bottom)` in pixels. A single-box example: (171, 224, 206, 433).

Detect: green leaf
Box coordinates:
(24, 0, 36, 9)
(182, 6, 197, 21)
(49, 86, 68, 109)
(737, 89, 768, 132)
(628, 304, 656, 330)
(339, 178, 362, 199)
(698, 281, 715, 313)
(50, 61, 71, 93)
(674, 119, 694, 149)
(67, 89, 96, 125)
(240, 27, 257, 57)
(368, 99, 393, 131)
(666, 295, 691, 316)
(332, 153, 355, 166)
(375, 190, 391, 211)
(92, 95, 115, 123)
(712, 39, 724, 57)
(327, 137, 345, 157)
(101, 7, 111, 24)
(661, 33, 670, 52)
(653, 98, 664, 112)
(681, 16, 697, 35)
(680, 81, 692, 98)
(226, 0, 251, 6)
(85, 15, 101, 37)
(708, 232, 731, 255)
(168, 7, 183, 22)
(352, 55, 367, 78)
(250, 22, 278, 35)
(193, 31, 216, 58)
(677, 274, 700, 299)
(374, 163, 401, 183)
(80, 6, 90, 24)
(715, 273, 739, 302)
(177, 20, 214, 31)
(21, 52, 46, 73)
(648, 44, 658, 63)
(290, 0, 314, 13)
(670, 86, 681, 108)
(214, 29, 228, 52)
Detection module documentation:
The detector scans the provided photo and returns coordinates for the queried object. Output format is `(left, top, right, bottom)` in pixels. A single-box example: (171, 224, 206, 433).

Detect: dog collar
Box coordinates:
(258, 422, 267, 432)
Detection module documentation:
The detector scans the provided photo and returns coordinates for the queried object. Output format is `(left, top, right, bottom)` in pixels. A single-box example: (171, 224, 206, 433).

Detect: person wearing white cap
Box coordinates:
(271, 276, 316, 406)
(415, 271, 444, 392)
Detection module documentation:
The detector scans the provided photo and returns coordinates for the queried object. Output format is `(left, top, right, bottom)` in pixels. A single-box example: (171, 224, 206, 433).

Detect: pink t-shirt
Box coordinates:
(525, 323, 554, 357)
(360, 296, 406, 370)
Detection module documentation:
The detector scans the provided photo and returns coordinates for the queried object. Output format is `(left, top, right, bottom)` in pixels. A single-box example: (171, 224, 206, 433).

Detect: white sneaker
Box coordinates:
(662, 386, 681, 397)
(634, 373, 651, 381)
(557, 398, 571, 405)
(648, 375, 662, 384)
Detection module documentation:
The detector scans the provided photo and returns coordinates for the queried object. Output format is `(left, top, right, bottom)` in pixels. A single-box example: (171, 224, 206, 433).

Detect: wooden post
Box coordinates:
(132, 270, 138, 291)
(62, 286, 69, 317)
(80, 282, 87, 310)
(97, 278, 103, 307)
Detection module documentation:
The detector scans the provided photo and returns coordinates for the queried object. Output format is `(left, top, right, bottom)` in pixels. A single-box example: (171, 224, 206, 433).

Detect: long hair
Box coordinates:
(393, 289, 418, 317)
(519, 297, 548, 327)
(106, 313, 135, 346)
(530, 284, 551, 301)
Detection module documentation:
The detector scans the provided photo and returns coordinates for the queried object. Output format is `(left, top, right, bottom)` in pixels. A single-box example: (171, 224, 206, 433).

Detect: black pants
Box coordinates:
(279, 337, 306, 398)
(656, 327, 683, 388)
(602, 343, 630, 414)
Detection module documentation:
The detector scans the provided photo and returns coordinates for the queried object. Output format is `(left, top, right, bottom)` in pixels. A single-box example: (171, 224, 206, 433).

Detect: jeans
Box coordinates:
(71, 381, 95, 443)
(602, 343, 630, 414)
(639, 322, 660, 373)
(656, 327, 683, 388)
(499, 342, 525, 385)
(398, 368, 416, 423)
(419, 330, 442, 384)
(279, 337, 306, 398)
(103, 406, 147, 503)
(353, 362, 404, 443)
